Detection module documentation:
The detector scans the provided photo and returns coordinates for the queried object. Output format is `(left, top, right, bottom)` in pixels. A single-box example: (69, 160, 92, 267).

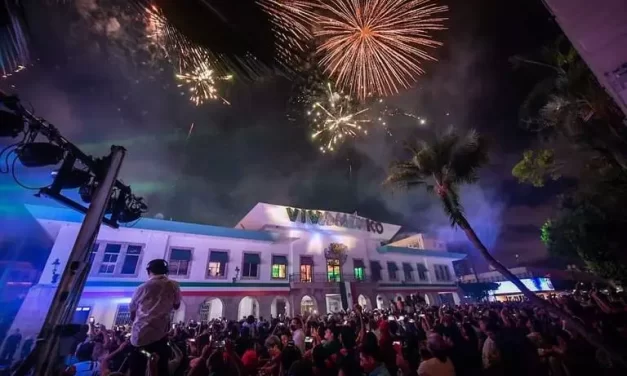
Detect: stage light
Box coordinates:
(0, 110, 24, 138)
(117, 196, 147, 223)
(78, 182, 95, 203)
(16, 143, 65, 167)
(51, 168, 92, 190)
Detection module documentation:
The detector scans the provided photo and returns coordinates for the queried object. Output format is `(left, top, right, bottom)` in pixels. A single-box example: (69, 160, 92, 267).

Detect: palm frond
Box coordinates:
(384, 161, 428, 190)
(447, 129, 489, 185)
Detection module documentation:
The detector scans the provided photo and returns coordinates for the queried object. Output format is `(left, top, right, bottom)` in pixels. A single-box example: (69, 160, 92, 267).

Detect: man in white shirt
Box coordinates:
(129, 259, 181, 376)
(290, 317, 305, 354)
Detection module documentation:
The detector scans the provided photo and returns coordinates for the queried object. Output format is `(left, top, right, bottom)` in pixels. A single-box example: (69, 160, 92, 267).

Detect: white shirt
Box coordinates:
(292, 328, 305, 354)
(482, 337, 500, 369)
(418, 357, 456, 376)
(129, 275, 181, 347)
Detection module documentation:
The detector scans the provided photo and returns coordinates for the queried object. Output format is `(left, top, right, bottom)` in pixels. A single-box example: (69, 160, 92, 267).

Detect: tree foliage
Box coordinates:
(385, 127, 488, 227)
(543, 172, 627, 284)
(512, 36, 627, 182)
(512, 149, 562, 187)
(386, 128, 627, 364)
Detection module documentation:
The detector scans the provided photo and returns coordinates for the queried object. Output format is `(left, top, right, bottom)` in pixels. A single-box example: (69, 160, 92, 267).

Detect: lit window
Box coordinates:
(353, 259, 365, 281)
(271, 255, 288, 279)
(327, 259, 341, 282)
(207, 251, 228, 278)
(300, 257, 313, 282)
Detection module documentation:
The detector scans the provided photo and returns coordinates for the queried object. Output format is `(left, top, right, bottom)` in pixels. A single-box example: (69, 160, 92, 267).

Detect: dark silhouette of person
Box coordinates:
(1, 328, 22, 364)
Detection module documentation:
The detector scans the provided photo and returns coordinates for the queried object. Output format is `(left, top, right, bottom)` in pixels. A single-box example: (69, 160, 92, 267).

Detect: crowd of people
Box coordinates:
(2, 259, 626, 376)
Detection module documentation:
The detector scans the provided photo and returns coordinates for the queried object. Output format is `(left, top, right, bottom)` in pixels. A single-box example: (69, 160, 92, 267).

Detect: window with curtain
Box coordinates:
(327, 259, 341, 282)
(402, 263, 414, 281)
(353, 259, 365, 281)
(242, 253, 260, 278)
(271, 255, 288, 279)
(434, 264, 452, 281)
(387, 262, 399, 280)
(417, 263, 428, 281)
(300, 256, 313, 282)
(169, 248, 192, 276)
(120, 245, 142, 275)
(370, 261, 382, 281)
(208, 251, 228, 278)
(99, 244, 121, 274)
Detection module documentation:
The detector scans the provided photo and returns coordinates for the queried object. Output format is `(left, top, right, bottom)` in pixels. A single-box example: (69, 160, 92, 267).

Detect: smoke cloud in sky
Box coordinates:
(0, 0, 557, 269)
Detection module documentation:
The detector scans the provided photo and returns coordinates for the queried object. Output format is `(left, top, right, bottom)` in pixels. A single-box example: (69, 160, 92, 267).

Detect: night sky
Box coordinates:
(0, 0, 564, 271)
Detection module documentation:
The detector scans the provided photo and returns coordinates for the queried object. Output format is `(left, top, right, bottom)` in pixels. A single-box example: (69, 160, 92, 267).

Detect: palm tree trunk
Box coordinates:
(459, 217, 627, 366)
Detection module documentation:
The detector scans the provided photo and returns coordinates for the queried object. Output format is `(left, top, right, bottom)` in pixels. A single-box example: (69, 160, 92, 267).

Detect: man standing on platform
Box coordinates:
(129, 259, 181, 376)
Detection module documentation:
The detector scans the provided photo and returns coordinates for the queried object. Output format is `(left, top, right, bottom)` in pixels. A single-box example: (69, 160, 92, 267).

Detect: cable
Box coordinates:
(11, 155, 51, 190)
(0, 132, 26, 173)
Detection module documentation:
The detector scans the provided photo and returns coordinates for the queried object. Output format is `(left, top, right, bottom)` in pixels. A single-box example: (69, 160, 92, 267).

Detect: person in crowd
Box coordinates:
(291, 317, 306, 354)
(19, 336, 33, 361)
(128, 259, 181, 376)
(16, 287, 623, 376)
(417, 333, 455, 376)
(359, 341, 390, 376)
(1, 328, 21, 364)
(68, 342, 99, 376)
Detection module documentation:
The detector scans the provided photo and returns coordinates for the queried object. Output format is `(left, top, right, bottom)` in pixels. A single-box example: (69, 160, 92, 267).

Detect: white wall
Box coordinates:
(36, 220, 291, 286)
(36, 218, 458, 289)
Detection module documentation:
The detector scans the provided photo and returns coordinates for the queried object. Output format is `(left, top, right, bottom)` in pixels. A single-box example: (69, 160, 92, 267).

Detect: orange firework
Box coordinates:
(314, 0, 448, 99)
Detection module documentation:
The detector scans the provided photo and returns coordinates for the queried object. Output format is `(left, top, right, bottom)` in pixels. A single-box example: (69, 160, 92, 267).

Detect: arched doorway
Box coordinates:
(357, 294, 371, 310)
(300, 295, 317, 315)
(271, 296, 290, 317)
(199, 298, 223, 322)
(238, 296, 259, 319)
(376, 294, 385, 310)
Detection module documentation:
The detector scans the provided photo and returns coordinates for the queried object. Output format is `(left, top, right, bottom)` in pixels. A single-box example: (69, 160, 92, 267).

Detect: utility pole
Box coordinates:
(15, 146, 126, 376)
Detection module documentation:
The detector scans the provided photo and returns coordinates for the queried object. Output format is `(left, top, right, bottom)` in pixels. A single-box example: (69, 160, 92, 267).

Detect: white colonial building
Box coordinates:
(13, 202, 465, 337)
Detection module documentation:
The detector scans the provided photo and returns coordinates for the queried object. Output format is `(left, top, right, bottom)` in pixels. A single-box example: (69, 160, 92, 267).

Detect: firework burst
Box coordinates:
(257, 0, 318, 69)
(143, 3, 210, 69)
(176, 57, 233, 106)
(309, 82, 370, 153)
(314, 0, 448, 99)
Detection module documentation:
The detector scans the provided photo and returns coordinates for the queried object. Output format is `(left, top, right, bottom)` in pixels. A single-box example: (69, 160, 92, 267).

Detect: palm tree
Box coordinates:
(385, 127, 626, 365)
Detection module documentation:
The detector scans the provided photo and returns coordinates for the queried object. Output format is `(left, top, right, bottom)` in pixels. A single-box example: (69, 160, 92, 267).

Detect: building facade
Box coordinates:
(13, 203, 464, 338)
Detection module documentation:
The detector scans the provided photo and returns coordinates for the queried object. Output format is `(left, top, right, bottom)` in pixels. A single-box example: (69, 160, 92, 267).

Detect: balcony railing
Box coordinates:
(289, 273, 379, 284)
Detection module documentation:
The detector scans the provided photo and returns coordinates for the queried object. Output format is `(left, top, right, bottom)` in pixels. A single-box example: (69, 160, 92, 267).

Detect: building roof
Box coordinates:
(24, 204, 278, 242)
(236, 202, 402, 240)
(377, 245, 466, 260)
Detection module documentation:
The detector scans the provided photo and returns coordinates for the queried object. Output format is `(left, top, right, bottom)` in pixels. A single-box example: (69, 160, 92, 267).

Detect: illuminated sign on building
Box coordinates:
(493, 278, 554, 295)
(285, 207, 384, 234)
